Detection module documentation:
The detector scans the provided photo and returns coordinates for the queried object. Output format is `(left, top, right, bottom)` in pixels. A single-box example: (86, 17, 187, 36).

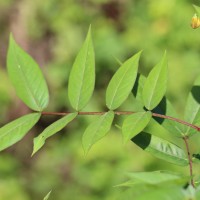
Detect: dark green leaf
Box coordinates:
(32, 113, 77, 155)
(82, 111, 114, 154)
(122, 111, 152, 143)
(106, 51, 141, 110)
(68, 26, 95, 111)
(142, 52, 168, 110)
(7, 35, 49, 111)
(132, 132, 188, 166)
(0, 113, 41, 151)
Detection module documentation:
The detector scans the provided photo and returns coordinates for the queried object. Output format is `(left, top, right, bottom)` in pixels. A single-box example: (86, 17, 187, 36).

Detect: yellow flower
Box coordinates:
(191, 13, 200, 29)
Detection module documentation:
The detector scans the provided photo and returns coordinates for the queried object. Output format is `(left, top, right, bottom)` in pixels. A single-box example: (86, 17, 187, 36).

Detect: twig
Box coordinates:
(41, 111, 200, 132)
(183, 136, 195, 188)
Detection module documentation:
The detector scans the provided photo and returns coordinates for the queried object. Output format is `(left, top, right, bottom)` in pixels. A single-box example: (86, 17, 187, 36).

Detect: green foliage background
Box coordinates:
(0, 0, 200, 199)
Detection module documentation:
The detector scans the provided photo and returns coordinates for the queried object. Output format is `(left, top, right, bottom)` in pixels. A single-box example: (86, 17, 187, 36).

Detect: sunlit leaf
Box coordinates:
(43, 191, 51, 200)
(7, 35, 49, 111)
(142, 51, 168, 110)
(183, 75, 200, 136)
(193, 5, 200, 17)
(132, 132, 188, 166)
(106, 51, 141, 110)
(82, 111, 114, 154)
(122, 111, 152, 143)
(68, 26, 95, 111)
(136, 186, 185, 200)
(117, 171, 189, 187)
(152, 97, 184, 137)
(0, 113, 41, 151)
(32, 113, 77, 155)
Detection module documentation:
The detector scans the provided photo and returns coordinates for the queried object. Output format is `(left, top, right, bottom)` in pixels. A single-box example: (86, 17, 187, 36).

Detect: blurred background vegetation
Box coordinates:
(1, 0, 200, 199)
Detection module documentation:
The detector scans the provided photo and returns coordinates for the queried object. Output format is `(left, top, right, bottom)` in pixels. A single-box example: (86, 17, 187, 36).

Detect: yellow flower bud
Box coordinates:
(191, 13, 200, 29)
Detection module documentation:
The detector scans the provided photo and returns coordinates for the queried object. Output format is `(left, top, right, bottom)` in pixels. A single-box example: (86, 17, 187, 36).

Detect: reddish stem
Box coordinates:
(41, 111, 200, 132)
(183, 137, 195, 188)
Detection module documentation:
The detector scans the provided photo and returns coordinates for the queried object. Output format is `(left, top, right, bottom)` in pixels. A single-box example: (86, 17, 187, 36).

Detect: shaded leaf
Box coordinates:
(68, 26, 95, 111)
(132, 132, 188, 166)
(122, 111, 152, 143)
(7, 35, 49, 111)
(82, 111, 114, 154)
(106, 51, 142, 110)
(184, 75, 200, 136)
(142, 51, 168, 110)
(32, 113, 77, 155)
(0, 113, 41, 151)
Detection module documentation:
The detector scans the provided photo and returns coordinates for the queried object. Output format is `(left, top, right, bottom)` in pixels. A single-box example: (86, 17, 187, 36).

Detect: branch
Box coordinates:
(41, 111, 200, 132)
(183, 137, 195, 188)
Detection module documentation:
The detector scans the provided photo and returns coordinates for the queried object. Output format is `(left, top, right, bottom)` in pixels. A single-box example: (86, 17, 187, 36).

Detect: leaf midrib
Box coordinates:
(12, 43, 42, 110)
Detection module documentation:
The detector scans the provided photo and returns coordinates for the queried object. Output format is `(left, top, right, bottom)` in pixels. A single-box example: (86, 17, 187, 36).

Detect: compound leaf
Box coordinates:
(142, 52, 168, 110)
(82, 111, 114, 154)
(32, 113, 77, 155)
(122, 111, 152, 143)
(132, 132, 188, 166)
(7, 35, 49, 111)
(68, 26, 95, 111)
(106, 51, 141, 110)
(0, 113, 41, 151)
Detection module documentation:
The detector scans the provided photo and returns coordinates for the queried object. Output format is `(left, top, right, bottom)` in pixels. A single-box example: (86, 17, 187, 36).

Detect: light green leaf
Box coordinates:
(43, 191, 51, 200)
(153, 98, 184, 137)
(68, 26, 95, 111)
(142, 51, 168, 110)
(0, 113, 41, 151)
(122, 111, 152, 143)
(193, 5, 200, 16)
(32, 113, 77, 155)
(136, 186, 185, 200)
(117, 171, 189, 187)
(106, 51, 142, 110)
(82, 111, 114, 154)
(132, 132, 188, 166)
(183, 75, 200, 136)
(7, 35, 49, 111)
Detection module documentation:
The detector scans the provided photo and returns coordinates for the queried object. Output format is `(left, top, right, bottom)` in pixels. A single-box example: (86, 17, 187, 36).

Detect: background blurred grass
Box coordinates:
(1, 0, 200, 199)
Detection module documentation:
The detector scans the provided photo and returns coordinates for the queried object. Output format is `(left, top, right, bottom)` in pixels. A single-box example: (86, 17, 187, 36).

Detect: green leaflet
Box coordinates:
(183, 75, 200, 136)
(153, 97, 184, 137)
(32, 113, 77, 155)
(117, 171, 188, 187)
(106, 51, 141, 110)
(82, 111, 114, 154)
(122, 111, 152, 143)
(142, 52, 168, 110)
(0, 113, 41, 151)
(43, 191, 51, 200)
(133, 74, 183, 137)
(132, 132, 188, 166)
(7, 35, 49, 112)
(136, 186, 185, 200)
(68, 26, 95, 111)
